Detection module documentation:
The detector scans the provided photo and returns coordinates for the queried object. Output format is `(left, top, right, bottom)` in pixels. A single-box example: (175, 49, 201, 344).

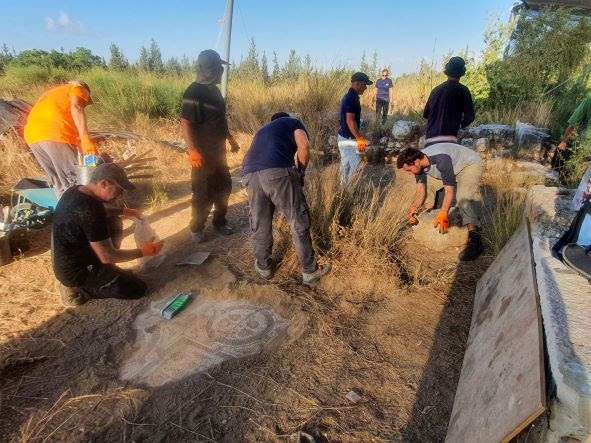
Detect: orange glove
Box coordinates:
(558, 141, 568, 151)
(356, 137, 368, 153)
(433, 211, 449, 234)
(141, 241, 164, 257)
(188, 149, 204, 168)
(122, 208, 143, 220)
(80, 137, 98, 155)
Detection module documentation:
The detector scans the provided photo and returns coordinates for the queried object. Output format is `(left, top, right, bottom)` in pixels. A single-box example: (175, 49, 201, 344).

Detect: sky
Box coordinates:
(1, 0, 517, 75)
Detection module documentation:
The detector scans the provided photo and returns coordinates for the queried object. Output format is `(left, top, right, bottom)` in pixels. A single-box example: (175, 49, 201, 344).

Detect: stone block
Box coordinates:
(528, 186, 591, 442)
(411, 210, 468, 252)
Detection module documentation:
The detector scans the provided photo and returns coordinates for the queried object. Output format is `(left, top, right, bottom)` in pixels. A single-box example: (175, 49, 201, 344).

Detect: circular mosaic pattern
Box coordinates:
(205, 305, 276, 346)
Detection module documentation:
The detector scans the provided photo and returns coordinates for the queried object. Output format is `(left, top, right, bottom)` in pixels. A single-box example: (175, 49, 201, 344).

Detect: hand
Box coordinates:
(230, 141, 240, 153)
(356, 137, 369, 153)
(141, 241, 164, 257)
(188, 149, 203, 168)
(122, 208, 142, 220)
(81, 137, 98, 155)
(558, 141, 568, 151)
(433, 211, 449, 234)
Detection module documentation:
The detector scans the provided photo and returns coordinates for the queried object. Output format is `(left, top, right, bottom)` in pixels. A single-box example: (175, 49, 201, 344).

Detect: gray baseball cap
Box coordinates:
(90, 162, 135, 191)
(197, 49, 229, 71)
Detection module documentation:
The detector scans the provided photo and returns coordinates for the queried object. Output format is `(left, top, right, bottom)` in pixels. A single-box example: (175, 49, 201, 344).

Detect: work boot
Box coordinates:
(460, 230, 484, 261)
(191, 230, 205, 243)
(254, 260, 273, 279)
(214, 224, 234, 236)
(58, 282, 89, 307)
(302, 263, 332, 286)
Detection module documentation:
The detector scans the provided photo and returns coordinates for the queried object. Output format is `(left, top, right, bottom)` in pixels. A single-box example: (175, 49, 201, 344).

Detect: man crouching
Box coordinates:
(52, 163, 162, 306)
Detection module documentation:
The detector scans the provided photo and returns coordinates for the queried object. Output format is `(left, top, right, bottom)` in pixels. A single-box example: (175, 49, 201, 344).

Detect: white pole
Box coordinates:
(221, 0, 234, 98)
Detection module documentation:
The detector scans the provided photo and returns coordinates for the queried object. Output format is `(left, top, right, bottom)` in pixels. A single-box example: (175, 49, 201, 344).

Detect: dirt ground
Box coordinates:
(0, 162, 489, 442)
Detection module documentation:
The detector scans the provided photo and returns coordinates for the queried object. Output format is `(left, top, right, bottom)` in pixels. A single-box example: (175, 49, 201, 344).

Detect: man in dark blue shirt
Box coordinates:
(337, 72, 372, 184)
(242, 113, 330, 286)
(423, 57, 475, 147)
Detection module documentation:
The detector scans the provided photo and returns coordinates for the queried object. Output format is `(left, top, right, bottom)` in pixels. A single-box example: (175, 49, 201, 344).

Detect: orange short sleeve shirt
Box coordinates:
(24, 84, 90, 147)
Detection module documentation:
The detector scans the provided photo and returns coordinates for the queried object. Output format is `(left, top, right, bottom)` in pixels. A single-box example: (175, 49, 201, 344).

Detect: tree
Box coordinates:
(261, 51, 270, 84)
(0, 44, 13, 72)
(303, 54, 312, 75)
(284, 49, 301, 78)
(109, 43, 129, 70)
(236, 38, 260, 79)
(166, 57, 182, 75)
(148, 39, 164, 73)
(180, 55, 192, 73)
(271, 51, 280, 79)
(138, 46, 150, 71)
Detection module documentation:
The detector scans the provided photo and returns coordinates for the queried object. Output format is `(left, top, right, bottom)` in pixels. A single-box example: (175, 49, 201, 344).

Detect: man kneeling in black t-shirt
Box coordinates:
(52, 163, 163, 306)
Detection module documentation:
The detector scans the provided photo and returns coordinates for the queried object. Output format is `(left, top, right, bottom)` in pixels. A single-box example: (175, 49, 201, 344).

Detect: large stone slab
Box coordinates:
(446, 222, 546, 442)
(528, 186, 591, 441)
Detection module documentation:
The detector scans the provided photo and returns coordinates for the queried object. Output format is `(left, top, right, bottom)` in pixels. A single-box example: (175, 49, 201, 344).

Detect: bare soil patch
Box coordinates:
(0, 164, 489, 442)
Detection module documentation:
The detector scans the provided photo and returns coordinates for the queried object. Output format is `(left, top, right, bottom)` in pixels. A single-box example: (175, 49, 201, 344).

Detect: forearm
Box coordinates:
(71, 105, 91, 146)
(108, 248, 143, 263)
(411, 185, 426, 210)
(442, 186, 455, 212)
(562, 126, 575, 142)
(181, 118, 202, 153)
(346, 115, 362, 139)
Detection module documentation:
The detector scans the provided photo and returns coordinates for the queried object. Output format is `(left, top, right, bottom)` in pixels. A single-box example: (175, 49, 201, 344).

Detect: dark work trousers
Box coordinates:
(190, 158, 232, 233)
(80, 264, 147, 300)
(376, 99, 389, 125)
(244, 167, 316, 274)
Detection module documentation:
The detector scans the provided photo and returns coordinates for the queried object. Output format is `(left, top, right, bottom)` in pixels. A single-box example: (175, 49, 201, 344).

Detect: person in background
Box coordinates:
(181, 49, 241, 243)
(242, 112, 330, 286)
(555, 95, 591, 174)
(423, 57, 475, 147)
(337, 72, 373, 184)
(52, 163, 162, 306)
(24, 81, 99, 198)
(396, 144, 484, 261)
(375, 68, 393, 125)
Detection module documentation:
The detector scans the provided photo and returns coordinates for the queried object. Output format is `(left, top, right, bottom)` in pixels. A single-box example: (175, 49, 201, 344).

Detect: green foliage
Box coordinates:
(82, 69, 184, 123)
(137, 39, 164, 73)
(108, 44, 129, 71)
(9, 47, 104, 71)
(485, 10, 591, 114)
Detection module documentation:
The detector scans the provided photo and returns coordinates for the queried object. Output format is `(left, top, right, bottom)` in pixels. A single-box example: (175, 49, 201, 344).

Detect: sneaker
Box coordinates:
(302, 263, 331, 286)
(459, 230, 484, 261)
(214, 224, 234, 236)
(254, 260, 273, 279)
(58, 282, 89, 307)
(191, 230, 205, 243)
(562, 244, 591, 280)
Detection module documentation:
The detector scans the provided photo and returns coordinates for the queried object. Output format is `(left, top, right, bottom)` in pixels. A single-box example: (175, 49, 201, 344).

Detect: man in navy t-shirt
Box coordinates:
(375, 68, 393, 125)
(242, 113, 330, 286)
(337, 72, 373, 184)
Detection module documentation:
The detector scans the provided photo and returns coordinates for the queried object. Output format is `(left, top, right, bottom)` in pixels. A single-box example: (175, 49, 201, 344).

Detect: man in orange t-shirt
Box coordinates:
(24, 81, 99, 198)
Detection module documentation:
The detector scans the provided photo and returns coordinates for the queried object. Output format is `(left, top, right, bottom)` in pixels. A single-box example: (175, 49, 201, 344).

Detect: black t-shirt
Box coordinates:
(338, 88, 361, 139)
(181, 82, 229, 158)
(52, 186, 110, 287)
(423, 80, 475, 138)
(242, 117, 307, 174)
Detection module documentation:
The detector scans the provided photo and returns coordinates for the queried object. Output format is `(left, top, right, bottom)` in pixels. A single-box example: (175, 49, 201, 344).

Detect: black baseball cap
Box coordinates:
(351, 72, 373, 85)
(197, 49, 229, 71)
(90, 163, 135, 191)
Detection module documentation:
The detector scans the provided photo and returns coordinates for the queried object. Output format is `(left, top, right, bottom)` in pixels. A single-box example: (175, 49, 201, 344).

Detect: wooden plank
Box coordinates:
(446, 222, 546, 443)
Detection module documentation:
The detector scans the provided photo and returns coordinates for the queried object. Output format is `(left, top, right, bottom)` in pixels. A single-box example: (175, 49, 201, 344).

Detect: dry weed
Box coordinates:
(19, 388, 148, 442)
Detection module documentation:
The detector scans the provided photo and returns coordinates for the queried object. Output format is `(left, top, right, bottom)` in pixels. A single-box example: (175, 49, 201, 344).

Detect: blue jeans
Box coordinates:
(337, 135, 361, 185)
